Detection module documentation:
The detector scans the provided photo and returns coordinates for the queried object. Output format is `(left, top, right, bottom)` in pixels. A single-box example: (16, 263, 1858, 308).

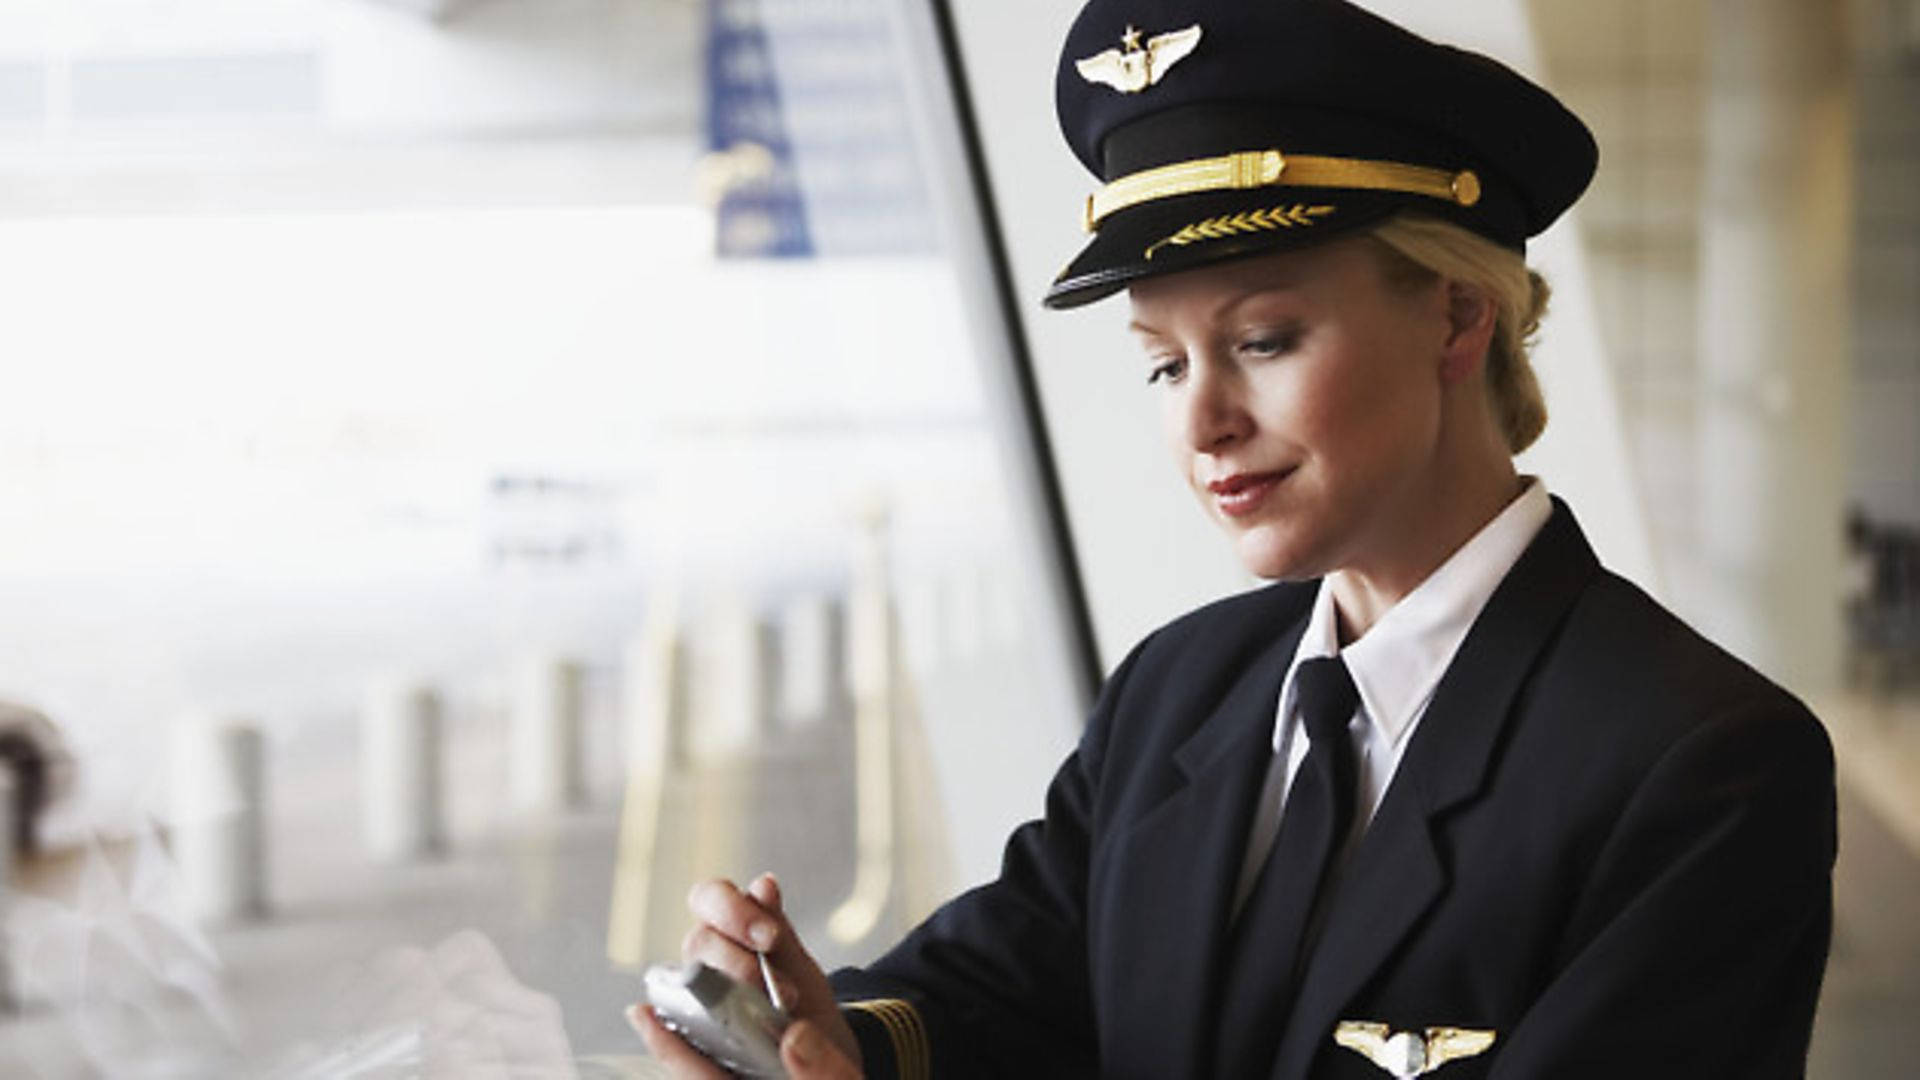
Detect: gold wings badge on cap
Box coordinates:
(1333, 1021, 1498, 1078)
(1075, 23, 1203, 94)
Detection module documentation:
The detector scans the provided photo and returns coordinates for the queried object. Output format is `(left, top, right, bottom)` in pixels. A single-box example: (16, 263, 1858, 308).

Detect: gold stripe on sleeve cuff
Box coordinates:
(845, 998, 930, 1080)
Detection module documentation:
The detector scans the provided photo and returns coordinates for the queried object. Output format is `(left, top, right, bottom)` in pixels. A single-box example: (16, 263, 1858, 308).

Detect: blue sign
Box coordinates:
(705, 0, 935, 257)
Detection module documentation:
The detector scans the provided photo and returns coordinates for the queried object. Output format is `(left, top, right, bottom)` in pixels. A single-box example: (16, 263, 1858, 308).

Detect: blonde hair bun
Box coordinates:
(1370, 214, 1551, 454)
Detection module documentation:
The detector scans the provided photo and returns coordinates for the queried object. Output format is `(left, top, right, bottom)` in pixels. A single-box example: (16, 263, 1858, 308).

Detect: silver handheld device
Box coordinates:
(644, 960, 790, 1078)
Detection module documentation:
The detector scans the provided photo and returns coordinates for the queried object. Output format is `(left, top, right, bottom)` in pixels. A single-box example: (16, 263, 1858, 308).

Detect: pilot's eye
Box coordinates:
(1238, 329, 1300, 357)
(1146, 356, 1187, 386)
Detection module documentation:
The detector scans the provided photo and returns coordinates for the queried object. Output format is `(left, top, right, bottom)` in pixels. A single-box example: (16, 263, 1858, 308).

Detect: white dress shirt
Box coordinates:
(1230, 479, 1554, 914)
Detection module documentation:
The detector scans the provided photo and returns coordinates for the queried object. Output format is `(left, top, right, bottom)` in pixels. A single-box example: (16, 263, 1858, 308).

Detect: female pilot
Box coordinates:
(636, 1, 1836, 1077)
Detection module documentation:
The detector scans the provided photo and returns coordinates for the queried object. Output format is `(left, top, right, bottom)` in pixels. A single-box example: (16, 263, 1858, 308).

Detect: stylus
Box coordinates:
(758, 950, 788, 1013)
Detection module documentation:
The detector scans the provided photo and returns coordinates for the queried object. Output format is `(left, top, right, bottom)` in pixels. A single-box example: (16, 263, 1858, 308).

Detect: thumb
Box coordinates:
(781, 1019, 862, 1079)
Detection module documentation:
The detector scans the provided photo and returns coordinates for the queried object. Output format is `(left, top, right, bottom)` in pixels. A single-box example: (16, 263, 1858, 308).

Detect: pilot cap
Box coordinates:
(1047, 0, 1597, 309)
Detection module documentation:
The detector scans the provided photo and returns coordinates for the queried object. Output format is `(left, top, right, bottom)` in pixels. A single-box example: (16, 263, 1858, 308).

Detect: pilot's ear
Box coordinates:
(1439, 281, 1496, 383)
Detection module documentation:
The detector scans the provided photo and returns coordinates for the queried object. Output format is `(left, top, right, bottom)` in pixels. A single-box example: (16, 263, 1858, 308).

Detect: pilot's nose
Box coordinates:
(1178, 358, 1253, 454)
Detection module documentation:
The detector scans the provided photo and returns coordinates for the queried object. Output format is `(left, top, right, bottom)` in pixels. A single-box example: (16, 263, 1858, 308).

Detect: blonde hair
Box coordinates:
(1368, 215, 1552, 454)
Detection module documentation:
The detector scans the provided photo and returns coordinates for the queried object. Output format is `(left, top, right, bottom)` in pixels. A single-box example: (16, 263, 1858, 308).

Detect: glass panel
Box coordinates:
(0, 2, 1084, 1075)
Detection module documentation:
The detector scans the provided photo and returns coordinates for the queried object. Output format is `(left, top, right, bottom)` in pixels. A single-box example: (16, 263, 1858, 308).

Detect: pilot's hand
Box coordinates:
(631, 1004, 862, 1079)
(629, 872, 864, 1078)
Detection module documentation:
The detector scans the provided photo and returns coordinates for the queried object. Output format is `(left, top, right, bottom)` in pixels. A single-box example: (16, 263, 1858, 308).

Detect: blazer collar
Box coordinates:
(1170, 586, 1316, 782)
(1269, 497, 1603, 1080)
(1400, 495, 1602, 815)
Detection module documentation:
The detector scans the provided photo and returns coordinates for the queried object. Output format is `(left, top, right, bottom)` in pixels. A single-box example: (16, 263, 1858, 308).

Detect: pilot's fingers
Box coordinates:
(687, 877, 782, 952)
(744, 872, 823, 979)
(781, 1018, 865, 1079)
(627, 1004, 730, 1079)
(746, 871, 783, 917)
(680, 923, 766, 994)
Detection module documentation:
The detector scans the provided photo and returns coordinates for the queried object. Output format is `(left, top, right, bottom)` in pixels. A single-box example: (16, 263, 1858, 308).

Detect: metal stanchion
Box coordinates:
(362, 682, 447, 862)
(689, 599, 778, 764)
(829, 507, 901, 946)
(169, 717, 269, 923)
(510, 656, 588, 813)
(607, 599, 690, 969)
(777, 593, 848, 729)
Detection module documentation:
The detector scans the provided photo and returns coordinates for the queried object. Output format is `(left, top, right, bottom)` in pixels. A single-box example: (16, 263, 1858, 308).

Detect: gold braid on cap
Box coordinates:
(1084, 148, 1481, 232)
(843, 998, 930, 1080)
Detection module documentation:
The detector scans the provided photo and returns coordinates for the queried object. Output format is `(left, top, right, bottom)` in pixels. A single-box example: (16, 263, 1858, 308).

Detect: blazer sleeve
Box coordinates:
(826, 633, 1157, 1079)
(1489, 699, 1838, 1079)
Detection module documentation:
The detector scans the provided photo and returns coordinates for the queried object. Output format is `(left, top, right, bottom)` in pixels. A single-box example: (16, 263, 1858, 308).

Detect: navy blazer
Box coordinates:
(831, 500, 1836, 1078)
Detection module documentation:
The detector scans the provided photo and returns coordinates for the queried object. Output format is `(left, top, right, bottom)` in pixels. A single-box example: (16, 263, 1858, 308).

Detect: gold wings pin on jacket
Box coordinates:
(1075, 23, 1203, 94)
(1333, 1021, 1498, 1077)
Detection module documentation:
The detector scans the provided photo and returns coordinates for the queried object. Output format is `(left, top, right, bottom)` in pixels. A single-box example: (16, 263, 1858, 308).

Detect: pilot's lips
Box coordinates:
(1206, 469, 1295, 518)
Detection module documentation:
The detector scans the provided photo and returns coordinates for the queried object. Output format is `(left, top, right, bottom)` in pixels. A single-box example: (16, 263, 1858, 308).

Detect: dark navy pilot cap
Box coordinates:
(1046, 0, 1598, 309)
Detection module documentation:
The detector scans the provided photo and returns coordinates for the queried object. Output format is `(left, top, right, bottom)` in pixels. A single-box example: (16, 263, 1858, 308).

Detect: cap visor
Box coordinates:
(1044, 189, 1404, 309)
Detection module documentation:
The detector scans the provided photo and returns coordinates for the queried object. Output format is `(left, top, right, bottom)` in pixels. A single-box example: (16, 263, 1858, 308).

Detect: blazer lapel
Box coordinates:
(1092, 598, 1310, 1079)
(1269, 500, 1603, 1080)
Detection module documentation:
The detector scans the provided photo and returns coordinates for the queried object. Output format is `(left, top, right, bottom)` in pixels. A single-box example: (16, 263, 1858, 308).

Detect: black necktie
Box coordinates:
(1212, 655, 1361, 1078)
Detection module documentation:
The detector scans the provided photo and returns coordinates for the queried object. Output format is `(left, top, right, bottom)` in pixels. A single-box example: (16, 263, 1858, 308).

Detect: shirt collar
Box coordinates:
(1276, 478, 1553, 749)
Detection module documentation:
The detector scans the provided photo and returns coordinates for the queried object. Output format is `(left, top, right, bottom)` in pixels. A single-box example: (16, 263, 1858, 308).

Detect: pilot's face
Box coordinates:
(1128, 237, 1454, 581)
